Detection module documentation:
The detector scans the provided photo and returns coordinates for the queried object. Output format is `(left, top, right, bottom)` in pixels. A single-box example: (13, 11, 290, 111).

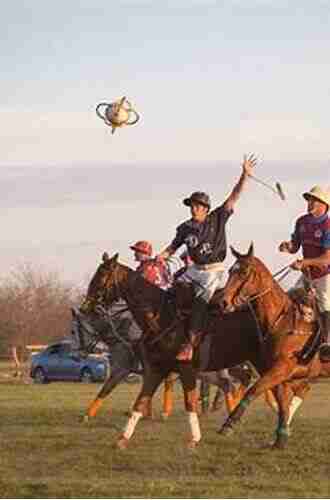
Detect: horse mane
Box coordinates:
(250, 255, 292, 306)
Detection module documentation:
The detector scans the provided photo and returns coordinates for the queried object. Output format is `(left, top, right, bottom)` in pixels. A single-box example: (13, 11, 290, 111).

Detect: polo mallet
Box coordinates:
(250, 175, 286, 201)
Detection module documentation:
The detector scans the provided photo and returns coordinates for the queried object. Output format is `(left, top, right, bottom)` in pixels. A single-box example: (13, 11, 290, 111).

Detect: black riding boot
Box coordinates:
(319, 311, 330, 361)
(176, 296, 208, 361)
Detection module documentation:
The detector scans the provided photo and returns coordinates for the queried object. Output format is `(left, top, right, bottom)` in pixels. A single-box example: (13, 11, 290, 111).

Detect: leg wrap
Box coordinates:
(87, 398, 104, 418)
(122, 411, 143, 440)
(287, 396, 303, 425)
(188, 412, 201, 442)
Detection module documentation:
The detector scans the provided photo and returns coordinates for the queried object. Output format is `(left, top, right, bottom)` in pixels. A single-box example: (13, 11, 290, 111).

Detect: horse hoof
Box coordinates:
(187, 439, 199, 450)
(217, 424, 234, 436)
(272, 438, 288, 450)
(117, 436, 129, 450)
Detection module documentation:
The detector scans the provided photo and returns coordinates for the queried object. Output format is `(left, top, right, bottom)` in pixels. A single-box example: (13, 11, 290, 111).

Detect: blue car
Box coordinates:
(30, 341, 109, 383)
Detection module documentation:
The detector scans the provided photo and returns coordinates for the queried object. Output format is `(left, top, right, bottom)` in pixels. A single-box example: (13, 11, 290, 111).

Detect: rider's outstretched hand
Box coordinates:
(242, 154, 258, 176)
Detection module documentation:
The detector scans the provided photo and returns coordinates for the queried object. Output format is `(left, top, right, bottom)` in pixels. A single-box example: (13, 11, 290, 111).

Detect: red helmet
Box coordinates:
(130, 240, 153, 257)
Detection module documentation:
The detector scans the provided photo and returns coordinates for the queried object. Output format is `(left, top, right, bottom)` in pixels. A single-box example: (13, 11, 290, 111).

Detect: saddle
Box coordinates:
(170, 282, 224, 321)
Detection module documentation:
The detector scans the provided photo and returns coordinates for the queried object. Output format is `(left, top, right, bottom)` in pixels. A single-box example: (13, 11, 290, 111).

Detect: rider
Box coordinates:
(157, 154, 258, 360)
(130, 240, 173, 290)
(279, 185, 330, 360)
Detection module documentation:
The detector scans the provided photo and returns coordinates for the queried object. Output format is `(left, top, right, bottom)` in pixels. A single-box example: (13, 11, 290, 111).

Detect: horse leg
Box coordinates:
(215, 369, 243, 415)
(265, 380, 309, 422)
(178, 362, 201, 448)
(84, 367, 130, 421)
(199, 379, 210, 414)
(211, 387, 225, 412)
(117, 368, 167, 449)
(287, 380, 310, 426)
(218, 358, 296, 435)
(271, 383, 292, 449)
(224, 383, 247, 413)
(162, 372, 175, 419)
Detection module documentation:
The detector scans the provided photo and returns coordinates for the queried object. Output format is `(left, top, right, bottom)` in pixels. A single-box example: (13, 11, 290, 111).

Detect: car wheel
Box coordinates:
(80, 368, 93, 383)
(33, 367, 47, 384)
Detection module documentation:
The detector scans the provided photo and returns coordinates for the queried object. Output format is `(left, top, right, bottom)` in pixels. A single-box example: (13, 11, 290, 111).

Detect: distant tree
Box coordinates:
(0, 263, 82, 363)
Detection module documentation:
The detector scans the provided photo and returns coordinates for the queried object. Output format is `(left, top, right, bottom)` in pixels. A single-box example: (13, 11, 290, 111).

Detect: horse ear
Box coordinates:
(112, 252, 119, 263)
(102, 252, 110, 262)
(247, 242, 254, 257)
(230, 245, 242, 260)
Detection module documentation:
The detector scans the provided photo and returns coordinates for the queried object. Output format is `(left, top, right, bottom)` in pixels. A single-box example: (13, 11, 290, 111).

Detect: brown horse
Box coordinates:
(80, 252, 272, 448)
(82, 250, 314, 448)
(218, 243, 330, 447)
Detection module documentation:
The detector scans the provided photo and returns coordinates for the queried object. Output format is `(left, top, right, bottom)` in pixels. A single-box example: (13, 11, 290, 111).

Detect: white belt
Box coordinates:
(195, 262, 225, 272)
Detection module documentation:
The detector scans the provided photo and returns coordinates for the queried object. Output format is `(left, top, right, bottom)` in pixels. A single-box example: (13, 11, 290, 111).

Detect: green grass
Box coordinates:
(0, 368, 329, 498)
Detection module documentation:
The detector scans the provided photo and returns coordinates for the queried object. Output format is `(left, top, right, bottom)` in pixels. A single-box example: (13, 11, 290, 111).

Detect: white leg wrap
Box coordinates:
(287, 396, 303, 425)
(122, 411, 143, 440)
(188, 412, 201, 442)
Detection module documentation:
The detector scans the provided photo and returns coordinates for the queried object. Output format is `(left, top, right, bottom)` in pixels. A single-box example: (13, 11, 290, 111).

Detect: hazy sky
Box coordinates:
(1, 1, 329, 287)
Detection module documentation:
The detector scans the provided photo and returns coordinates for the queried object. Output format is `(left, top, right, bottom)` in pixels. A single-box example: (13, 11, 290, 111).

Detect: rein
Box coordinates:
(94, 305, 135, 356)
(235, 265, 293, 349)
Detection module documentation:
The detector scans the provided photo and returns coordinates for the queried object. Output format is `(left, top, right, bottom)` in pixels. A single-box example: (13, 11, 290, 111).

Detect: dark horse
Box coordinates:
(218, 243, 330, 447)
(80, 251, 330, 449)
(71, 304, 254, 420)
(71, 304, 177, 420)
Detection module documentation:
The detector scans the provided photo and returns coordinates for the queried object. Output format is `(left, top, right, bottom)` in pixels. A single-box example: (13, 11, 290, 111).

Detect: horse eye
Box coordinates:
(239, 266, 250, 277)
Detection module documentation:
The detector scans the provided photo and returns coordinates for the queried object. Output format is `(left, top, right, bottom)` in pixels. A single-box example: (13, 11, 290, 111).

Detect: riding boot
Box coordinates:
(319, 311, 330, 361)
(176, 297, 208, 361)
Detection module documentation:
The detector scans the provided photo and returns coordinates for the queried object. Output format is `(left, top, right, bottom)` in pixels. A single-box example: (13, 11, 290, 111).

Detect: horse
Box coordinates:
(77, 252, 288, 448)
(218, 243, 330, 448)
(80, 251, 330, 449)
(71, 304, 251, 420)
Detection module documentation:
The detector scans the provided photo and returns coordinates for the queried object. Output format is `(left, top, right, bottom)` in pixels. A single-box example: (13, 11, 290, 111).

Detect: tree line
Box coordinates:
(0, 264, 83, 360)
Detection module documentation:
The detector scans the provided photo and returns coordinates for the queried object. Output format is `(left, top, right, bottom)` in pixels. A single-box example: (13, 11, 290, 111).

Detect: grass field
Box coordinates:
(0, 366, 329, 499)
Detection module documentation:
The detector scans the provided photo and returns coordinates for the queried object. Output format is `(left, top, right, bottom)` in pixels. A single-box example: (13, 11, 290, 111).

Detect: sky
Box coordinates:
(1, 1, 330, 288)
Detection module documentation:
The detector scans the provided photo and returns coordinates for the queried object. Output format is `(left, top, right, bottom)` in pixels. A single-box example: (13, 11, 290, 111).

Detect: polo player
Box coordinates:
(157, 154, 258, 361)
(130, 240, 173, 290)
(279, 185, 330, 360)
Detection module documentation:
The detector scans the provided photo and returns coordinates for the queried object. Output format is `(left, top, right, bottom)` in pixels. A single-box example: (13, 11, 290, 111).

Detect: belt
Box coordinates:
(195, 262, 225, 272)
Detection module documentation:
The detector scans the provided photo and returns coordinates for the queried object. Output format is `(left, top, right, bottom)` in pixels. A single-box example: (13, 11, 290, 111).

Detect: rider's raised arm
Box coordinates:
(223, 154, 257, 212)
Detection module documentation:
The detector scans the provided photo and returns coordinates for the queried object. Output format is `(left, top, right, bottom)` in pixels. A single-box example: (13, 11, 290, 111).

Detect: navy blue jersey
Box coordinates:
(170, 203, 233, 265)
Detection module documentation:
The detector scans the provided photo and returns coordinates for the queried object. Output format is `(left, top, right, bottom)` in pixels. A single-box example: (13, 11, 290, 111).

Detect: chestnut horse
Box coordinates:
(218, 243, 330, 447)
(80, 251, 330, 449)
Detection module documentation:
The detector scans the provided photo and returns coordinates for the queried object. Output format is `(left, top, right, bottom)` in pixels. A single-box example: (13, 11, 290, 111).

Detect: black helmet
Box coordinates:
(183, 191, 211, 209)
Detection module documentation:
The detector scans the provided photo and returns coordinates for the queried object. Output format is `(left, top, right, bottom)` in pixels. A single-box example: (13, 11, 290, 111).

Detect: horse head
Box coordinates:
(71, 303, 132, 356)
(220, 243, 270, 313)
(71, 306, 101, 355)
(80, 252, 128, 314)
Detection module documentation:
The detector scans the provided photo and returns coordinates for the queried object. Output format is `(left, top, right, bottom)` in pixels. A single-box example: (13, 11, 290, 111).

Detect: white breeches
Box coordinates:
(179, 263, 225, 302)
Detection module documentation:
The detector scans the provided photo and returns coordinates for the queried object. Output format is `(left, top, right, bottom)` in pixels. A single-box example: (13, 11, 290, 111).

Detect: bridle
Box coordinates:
(227, 263, 293, 346)
(228, 263, 292, 309)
